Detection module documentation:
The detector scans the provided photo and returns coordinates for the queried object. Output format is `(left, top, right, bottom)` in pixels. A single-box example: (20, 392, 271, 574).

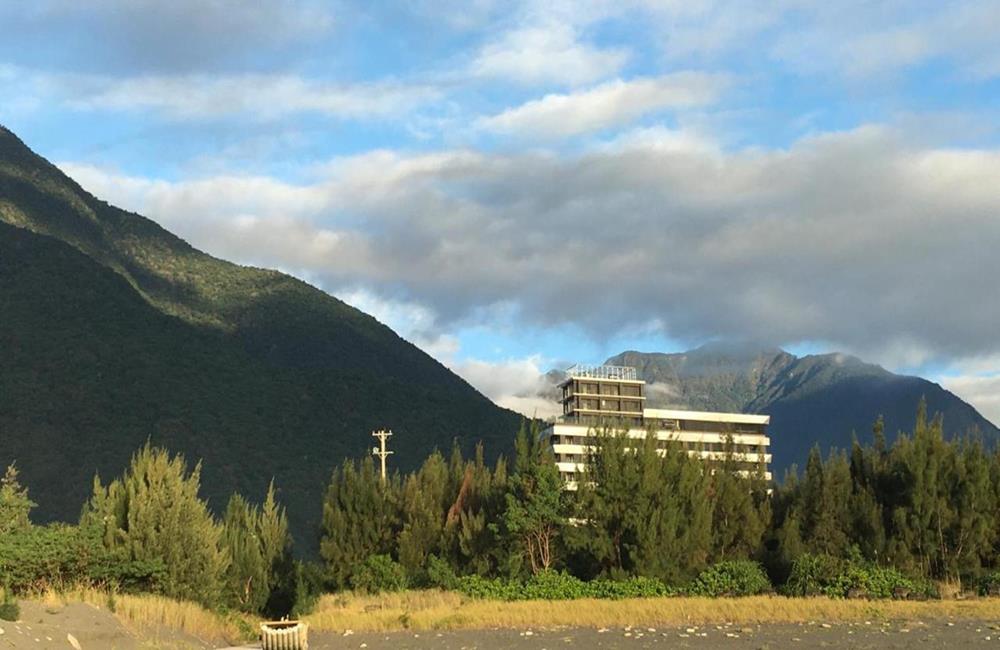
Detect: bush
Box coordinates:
(688, 560, 772, 597)
(0, 524, 166, 594)
(588, 576, 675, 599)
(350, 555, 407, 594)
(783, 553, 931, 599)
(521, 571, 589, 600)
(425, 555, 457, 591)
(455, 575, 520, 600)
(0, 588, 18, 622)
(456, 572, 676, 601)
(783, 553, 843, 597)
(978, 571, 1000, 597)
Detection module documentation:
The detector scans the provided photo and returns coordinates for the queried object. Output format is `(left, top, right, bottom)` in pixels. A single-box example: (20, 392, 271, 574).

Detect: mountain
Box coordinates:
(0, 126, 521, 552)
(599, 344, 1000, 474)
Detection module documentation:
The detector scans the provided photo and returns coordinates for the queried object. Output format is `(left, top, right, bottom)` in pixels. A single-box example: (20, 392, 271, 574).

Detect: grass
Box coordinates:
(24, 589, 257, 646)
(304, 590, 1000, 633)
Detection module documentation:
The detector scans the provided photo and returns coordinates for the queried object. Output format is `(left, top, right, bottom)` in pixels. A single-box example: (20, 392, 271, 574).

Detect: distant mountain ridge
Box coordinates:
(599, 344, 999, 473)
(0, 126, 522, 552)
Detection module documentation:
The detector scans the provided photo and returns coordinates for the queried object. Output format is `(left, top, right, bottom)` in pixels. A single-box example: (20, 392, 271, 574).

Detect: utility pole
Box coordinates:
(371, 429, 394, 484)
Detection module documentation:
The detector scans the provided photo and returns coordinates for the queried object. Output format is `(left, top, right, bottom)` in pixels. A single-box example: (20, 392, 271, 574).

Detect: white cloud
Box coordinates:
(478, 73, 728, 137)
(58, 73, 440, 121)
(56, 125, 1000, 366)
(450, 356, 562, 419)
(940, 374, 1000, 427)
(471, 24, 628, 85)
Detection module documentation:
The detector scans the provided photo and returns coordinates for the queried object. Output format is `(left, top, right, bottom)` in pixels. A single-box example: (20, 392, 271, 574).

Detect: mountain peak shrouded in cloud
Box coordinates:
(542, 345, 998, 476)
(1, 1, 999, 434)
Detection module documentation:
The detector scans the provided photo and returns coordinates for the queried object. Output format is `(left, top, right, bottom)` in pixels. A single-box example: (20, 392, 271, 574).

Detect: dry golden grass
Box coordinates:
(305, 590, 1000, 633)
(29, 588, 256, 646)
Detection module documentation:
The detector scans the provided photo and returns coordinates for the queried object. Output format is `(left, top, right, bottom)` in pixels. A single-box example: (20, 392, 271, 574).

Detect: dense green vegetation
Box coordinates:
(0, 444, 313, 617)
(319, 404, 1000, 600)
(0, 126, 521, 553)
(3, 403, 1000, 610)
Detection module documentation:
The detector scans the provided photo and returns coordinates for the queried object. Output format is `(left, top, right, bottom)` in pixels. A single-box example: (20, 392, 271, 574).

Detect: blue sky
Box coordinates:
(2, 1, 999, 420)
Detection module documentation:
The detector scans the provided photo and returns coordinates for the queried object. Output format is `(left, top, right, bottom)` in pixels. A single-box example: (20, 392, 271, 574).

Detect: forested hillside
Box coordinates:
(0, 126, 521, 552)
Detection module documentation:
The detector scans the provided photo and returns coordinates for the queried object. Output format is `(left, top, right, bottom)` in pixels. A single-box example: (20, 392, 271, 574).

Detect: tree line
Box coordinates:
(2, 400, 1000, 612)
(320, 401, 1000, 595)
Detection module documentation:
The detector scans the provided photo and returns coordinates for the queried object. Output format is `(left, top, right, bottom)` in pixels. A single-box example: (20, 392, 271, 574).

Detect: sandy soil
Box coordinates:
(0, 601, 211, 650)
(309, 618, 1000, 649)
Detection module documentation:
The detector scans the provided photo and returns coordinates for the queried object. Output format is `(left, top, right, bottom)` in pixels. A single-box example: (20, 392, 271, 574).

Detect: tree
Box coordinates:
(81, 443, 227, 606)
(221, 494, 268, 613)
(319, 457, 400, 589)
(397, 451, 449, 579)
(0, 463, 35, 535)
(500, 421, 566, 575)
(708, 436, 769, 562)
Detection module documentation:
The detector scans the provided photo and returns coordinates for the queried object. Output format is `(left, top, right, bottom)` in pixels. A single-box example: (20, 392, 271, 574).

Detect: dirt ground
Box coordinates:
(309, 618, 1000, 650)
(0, 600, 212, 650)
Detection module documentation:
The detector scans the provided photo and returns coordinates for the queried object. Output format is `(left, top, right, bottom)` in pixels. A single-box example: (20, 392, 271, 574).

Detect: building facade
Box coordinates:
(543, 364, 772, 488)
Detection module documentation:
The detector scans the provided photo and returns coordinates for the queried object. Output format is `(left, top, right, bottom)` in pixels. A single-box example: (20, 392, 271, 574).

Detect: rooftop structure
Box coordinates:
(543, 364, 772, 488)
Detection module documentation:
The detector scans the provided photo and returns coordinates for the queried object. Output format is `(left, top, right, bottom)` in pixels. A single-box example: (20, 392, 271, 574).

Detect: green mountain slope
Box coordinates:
(605, 344, 999, 474)
(0, 126, 522, 551)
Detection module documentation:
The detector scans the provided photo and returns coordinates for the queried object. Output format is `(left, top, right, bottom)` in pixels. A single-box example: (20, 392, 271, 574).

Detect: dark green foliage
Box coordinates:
(499, 422, 567, 575)
(978, 570, 1000, 597)
(0, 126, 521, 554)
(319, 458, 400, 589)
(770, 401, 999, 589)
(0, 523, 165, 594)
(0, 590, 18, 622)
(425, 554, 458, 590)
(81, 444, 227, 607)
(454, 572, 676, 601)
(350, 555, 408, 594)
(783, 553, 933, 599)
(687, 561, 772, 597)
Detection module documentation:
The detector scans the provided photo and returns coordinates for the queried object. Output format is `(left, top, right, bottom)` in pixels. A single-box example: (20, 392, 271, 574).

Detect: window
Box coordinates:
(601, 383, 620, 396)
(621, 384, 641, 397)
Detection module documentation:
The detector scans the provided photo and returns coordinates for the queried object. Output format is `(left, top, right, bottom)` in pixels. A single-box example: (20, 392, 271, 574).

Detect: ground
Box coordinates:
(310, 619, 1000, 649)
(0, 600, 211, 650)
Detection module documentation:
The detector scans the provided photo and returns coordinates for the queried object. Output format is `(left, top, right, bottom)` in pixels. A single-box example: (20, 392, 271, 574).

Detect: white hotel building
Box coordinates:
(541, 365, 772, 488)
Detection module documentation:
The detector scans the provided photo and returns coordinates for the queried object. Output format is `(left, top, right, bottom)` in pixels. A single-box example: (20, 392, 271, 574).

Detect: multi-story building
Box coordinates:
(543, 364, 772, 488)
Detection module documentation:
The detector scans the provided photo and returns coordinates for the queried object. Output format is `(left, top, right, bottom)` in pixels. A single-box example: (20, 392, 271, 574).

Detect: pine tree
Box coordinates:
(319, 457, 400, 589)
(221, 494, 268, 613)
(0, 463, 35, 535)
(81, 443, 227, 606)
(708, 436, 767, 562)
(397, 451, 449, 579)
(500, 421, 566, 575)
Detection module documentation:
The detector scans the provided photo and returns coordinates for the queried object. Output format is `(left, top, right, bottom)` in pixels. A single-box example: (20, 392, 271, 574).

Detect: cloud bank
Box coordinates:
(60, 124, 1000, 367)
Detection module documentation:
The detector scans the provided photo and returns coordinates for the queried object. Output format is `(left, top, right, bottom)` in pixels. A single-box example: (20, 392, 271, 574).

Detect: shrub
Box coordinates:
(978, 571, 1000, 597)
(783, 553, 844, 597)
(783, 553, 931, 599)
(350, 555, 407, 594)
(588, 576, 675, 599)
(688, 560, 771, 597)
(455, 575, 519, 601)
(425, 555, 457, 591)
(456, 572, 676, 601)
(0, 523, 166, 594)
(521, 570, 589, 600)
(0, 588, 18, 622)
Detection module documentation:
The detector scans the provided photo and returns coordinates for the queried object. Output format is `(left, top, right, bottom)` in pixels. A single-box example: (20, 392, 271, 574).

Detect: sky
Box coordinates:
(1, 0, 999, 422)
